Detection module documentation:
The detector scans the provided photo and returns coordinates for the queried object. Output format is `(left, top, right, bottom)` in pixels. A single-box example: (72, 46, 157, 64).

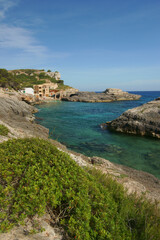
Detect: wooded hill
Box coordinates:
(0, 68, 69, 90)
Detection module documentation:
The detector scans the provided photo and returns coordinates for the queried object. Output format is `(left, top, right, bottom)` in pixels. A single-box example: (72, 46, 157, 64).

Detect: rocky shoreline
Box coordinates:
(49, 138, 160, 203)
(62, 88, 141, 102)
(0, 92, 160, 240)
(0, 92, 49, 143)
(103, 97, 160, 139)
(0, 91, 159, 201)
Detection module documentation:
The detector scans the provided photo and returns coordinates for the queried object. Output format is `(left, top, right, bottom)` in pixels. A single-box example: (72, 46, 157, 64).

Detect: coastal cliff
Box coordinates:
(104, 97, 160, 138)
(62, 88, 141, 102)
(0, 92, 48, 142)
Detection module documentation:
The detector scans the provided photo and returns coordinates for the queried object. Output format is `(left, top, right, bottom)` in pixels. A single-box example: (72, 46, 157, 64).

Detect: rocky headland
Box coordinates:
(103, 97, 160, 138)
(61, 88, 141, 102)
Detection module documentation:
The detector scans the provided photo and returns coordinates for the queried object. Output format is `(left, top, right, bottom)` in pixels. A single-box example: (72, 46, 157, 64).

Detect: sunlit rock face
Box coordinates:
(45, 71, 61, 80)
(106, 98, 160, 139)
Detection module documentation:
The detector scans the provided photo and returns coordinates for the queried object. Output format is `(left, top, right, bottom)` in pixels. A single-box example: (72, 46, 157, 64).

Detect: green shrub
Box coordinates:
(0, 124, 9, 136)
(0, 69, 67, 89)
(0, 138, 159, 239)
(0, 69, 20, 90)
(57, 80, 64, 84)
(39, 72, 46, 79)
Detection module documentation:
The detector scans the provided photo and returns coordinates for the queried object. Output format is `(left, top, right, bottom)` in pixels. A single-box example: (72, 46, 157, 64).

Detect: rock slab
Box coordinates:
(105, 97, 160, 138)
(62, 88, 141, 102)
(0, 93, 49, 141)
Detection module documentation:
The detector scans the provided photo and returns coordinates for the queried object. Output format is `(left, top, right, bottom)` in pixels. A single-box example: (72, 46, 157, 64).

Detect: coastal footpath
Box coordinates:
(62, 88, 141, 102)
(0, 92, 160, 240)
(103, 97, 160, 138)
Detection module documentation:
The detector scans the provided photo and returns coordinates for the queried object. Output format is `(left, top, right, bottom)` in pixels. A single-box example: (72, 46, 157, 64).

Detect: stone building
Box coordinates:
(34, 83, 58, 98)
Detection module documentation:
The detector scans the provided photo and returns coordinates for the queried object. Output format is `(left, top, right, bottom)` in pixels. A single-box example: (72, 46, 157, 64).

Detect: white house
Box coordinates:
(21, 88, 34, 95)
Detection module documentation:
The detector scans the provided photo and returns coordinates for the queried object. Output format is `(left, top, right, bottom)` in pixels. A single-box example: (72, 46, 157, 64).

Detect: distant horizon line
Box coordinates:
(86, 90, 160, 92)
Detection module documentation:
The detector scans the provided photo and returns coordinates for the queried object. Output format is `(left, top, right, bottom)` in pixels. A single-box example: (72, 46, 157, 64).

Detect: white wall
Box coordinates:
(24, 88, 34, 95)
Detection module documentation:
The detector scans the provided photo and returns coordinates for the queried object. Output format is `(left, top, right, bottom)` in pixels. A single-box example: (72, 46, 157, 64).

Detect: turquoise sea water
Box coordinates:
(35, 91, 160, 179)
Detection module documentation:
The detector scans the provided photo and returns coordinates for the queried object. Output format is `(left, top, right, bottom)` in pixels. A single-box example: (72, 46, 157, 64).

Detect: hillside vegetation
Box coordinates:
(0, 124, 9, 136)
(0, 69, 20, 90)
(0, 68, 67, 90)
(0, 138, 160, 239)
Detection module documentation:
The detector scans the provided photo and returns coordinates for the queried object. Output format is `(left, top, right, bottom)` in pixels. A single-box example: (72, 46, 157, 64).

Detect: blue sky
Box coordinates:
(0, 0, 160, 91)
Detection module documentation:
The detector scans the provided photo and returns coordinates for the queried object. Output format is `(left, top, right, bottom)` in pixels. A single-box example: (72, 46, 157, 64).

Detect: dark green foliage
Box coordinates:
(0, 69, 20, 90)
(0, 138, 159, 239)
(38, 72, 46, 79)
(15, 70, 65, 88)
(15, 72, 59, 87)
(38, 72, 57, 83)
(57, 80, 64, 84)
(0, 69, 70, 90)
(0, 69, 45, 89)
(18, 69, 37, 75)
(47, 69, 51, 72)
(0, 125, 9, 136)
(15, 74, 46, 88)
(11, 69, 44, 74)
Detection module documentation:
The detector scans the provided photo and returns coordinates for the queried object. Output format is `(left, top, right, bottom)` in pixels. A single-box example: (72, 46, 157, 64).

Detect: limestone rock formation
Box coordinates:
(61, 88, 79, 97)
(1, 214, 63, 240)
(61, 88, 141, 102)
(104, 97, 160, 138)
(45, 71, 61, 80)
(0, 93, 49, 142)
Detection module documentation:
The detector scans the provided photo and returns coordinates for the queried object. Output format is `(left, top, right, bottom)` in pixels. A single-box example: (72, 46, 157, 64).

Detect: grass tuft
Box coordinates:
(0, 124, 9, 136)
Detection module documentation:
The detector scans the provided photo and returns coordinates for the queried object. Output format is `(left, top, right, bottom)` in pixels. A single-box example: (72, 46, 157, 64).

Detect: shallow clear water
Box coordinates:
(35, 91, 160, 179)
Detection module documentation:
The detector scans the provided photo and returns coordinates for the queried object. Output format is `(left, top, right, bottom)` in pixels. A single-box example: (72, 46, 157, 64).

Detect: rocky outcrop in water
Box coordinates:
(103, 97, 160, 138)
(61, 88, 141, 102)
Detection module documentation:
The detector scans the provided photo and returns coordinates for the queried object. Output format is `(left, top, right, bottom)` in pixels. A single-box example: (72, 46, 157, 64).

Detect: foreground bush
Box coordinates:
(0, 138, 159, 239)
(0, 124, 9, 136)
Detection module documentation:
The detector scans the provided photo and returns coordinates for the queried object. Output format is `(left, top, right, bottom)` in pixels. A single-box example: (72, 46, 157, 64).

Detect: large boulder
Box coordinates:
(105, 98, 160, 138)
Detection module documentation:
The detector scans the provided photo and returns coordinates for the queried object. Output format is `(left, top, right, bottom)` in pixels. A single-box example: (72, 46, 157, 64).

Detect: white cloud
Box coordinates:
(0, 24, 47, 55)
(0, 0, 71, 63)
(0, 0, 17, 19)
(0, 0, 47, 56)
